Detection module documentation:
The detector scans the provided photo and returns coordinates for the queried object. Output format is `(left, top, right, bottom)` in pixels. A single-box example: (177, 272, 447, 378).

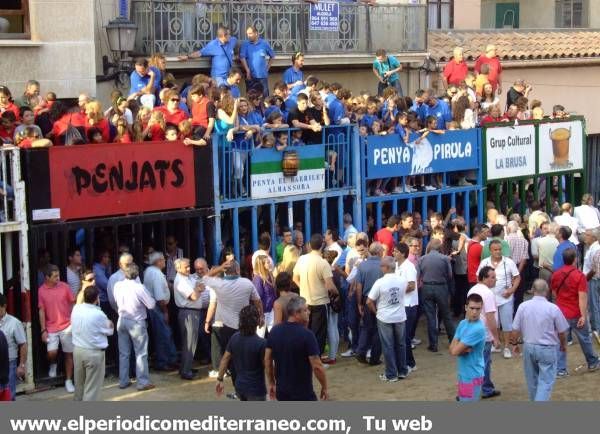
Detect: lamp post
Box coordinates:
(101, 0, 138, 86)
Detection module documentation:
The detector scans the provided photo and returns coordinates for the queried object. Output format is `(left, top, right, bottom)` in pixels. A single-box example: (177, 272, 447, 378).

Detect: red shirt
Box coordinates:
(116, 132, 132, 143)
(480, 115, 508, 126)
(551, 265, 587, 319)
(153, 106, 189, 126)
(38, 281, 75, 333)
(148, 123, 165, 141)
(467, 240, 483, 283)
(443, 59, 469, 86)
(0, 103, 20, 122)
(374, 228, 395, 256)
(474, 56, 503, 92)
(191, 97, 215, 128)
(0, 125, 15, 142)
(85, 118, 111, 143)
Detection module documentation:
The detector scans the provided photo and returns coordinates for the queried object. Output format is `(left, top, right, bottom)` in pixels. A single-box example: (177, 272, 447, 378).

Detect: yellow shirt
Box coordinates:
(293, 251, 333, 306)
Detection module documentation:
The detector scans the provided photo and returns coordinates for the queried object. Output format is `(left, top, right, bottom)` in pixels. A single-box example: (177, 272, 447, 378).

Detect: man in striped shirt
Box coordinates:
(506, 221, 529, 313)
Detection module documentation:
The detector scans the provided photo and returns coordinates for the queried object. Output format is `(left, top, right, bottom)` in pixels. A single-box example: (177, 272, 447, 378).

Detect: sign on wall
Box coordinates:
(250, 145, 325, 199)
(309, 1, 339, 32)
(538, 120, 584, 175)
(366, 129, 480, 179)
(48, 141, 196, 220)
(484, 124, 536, 181)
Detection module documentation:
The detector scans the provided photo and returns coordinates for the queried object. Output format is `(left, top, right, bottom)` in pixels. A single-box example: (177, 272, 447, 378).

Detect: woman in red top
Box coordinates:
(84, 101, 111, 142)
(0, 86, 20, 122)
(153, 90, 189, 126)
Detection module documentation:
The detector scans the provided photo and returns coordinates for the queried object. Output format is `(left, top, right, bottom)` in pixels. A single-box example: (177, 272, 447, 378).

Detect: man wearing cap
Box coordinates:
(506, 79, 532, 110)
(474, 44, 503, 95)
(143, 252, 178, 371)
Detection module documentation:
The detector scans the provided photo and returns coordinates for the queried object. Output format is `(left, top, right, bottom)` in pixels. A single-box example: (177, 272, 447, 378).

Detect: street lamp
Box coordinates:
(101, 0, 138, 84)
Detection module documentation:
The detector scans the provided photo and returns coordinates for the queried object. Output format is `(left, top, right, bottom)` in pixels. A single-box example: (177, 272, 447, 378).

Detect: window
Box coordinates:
(555, 0, 588, 28)
(428, 0, 453, 29)
(0, 0, 30, 39)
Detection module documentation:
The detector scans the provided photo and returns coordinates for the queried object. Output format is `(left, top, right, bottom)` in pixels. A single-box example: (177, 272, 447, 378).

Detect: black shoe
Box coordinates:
(180, 373, 196, 380)
(355, 354, 369, 364)
(191, 368, 199, 374)
(368, 360, 382, 366)
(482, 390, 501, 399)
(427, 345, 438, 352)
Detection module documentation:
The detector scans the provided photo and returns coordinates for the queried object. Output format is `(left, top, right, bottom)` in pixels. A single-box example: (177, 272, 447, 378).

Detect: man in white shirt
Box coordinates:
(113, 264, 156, 391)
(191, 258, 213, 364)
(477, 240, 520, 359)
(583, 229, 600, 278)
(367, 256, 407, 382)
(574, 193, 600, 236)
(467, 266, 501, 399)
(324, 228, 343, 267)
(393, 242, 417, 372)
(554, 202, 580, 245)
(143, 252, 178, 371)
(107, 253, 139, 312)
(174, 258, 206, 380)
(71, 286, 114, 401)
(0, 294, 27, 400)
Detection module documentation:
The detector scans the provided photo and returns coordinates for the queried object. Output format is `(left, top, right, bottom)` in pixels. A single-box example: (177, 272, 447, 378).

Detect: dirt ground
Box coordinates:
(21, 317, 600, 402)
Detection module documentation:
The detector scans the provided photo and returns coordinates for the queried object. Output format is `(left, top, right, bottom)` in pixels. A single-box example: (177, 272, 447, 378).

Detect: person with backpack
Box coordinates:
(372, 49, 403, 97)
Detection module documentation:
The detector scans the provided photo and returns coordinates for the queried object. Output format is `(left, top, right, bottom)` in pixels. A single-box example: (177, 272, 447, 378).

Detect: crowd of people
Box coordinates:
(0, 22, 598, 403)
(1, 193, 599, 402)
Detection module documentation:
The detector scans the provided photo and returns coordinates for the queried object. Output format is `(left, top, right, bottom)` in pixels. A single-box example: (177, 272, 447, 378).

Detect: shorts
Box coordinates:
(457, 377, 483, 402)
(497, 300, 514, 332)
(47, 325, 73, 353)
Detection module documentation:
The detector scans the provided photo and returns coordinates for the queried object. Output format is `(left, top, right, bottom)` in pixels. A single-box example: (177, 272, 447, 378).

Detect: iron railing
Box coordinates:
(131, 0, 427, 56)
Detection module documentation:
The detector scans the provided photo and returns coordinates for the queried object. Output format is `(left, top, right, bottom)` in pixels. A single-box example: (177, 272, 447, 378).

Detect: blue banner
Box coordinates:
(309, 1, 339, 32)
(366, 129, 480, 179)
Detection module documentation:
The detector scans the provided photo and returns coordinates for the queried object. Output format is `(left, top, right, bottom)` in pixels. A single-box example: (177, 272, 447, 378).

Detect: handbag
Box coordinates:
(64, 115, 85, 145)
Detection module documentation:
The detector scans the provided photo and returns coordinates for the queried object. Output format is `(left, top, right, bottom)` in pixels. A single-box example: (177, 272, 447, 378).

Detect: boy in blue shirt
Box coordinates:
(450, 293, 486, 402)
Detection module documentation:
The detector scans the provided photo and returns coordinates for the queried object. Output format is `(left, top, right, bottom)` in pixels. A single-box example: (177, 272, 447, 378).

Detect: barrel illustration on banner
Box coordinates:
(549, 127, 571, 168)
(251, 145, 326, 199)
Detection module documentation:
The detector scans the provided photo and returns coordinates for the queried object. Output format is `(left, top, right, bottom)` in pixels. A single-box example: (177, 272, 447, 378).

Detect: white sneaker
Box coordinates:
(424, 185, 437, 191)
(392, 187, 403, 194)
(366, 349, 372, 359)
(407, 365, 418, 374)
(567, 340, 574, 346)
(411, 338, 422, 346)
(208, 370, 219, 379)
(407, 186, 417, 193)
(341, 349, 355, 358)
(48, 363, 57, 378)
(503, 347, 512, 359)
(65, 379, 75, 393)
(491, 346, 502, 353)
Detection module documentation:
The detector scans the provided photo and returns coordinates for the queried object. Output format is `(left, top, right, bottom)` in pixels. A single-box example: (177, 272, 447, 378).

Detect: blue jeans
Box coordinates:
(377, 79, 403, 97)
(557, 318, 599, 372)
(377, 320, 407, 379)
(8, 359, 17, 401)
(346, 292, 360, 352)
(482, 341, 497, 397)
(117, 317, 151, 389)
(148, 305, 178, 369)
(404, 305, 417, 368)
(356, 306, 381, 362)
(523, 343, 558, 401)
(421, 284, 456, 348)
(588, 279, 600, 332)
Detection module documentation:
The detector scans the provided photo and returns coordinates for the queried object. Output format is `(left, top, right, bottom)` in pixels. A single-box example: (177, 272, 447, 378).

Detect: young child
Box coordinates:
(147, 110, 166, 141)
(290, 129, 305, 146)
(259, 133, 276, 149)
(114, 117, 132, 143)
(360, 97, 380, 130)
(14, 106, 43, 142)
(262, 110, 289, 130)
(419, 115, 445, 190)
(15, 126, 42, 149)
(178, 119, 193, 139)
(0, 111, 17, 144)
(164, 125, 179, 141)
(87, 127, 104, 144)
(275, 132, 288, 151)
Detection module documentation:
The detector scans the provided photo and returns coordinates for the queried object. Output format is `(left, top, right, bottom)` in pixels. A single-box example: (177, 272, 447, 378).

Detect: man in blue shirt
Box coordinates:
(240, 26, 275, 97)
(450, 293, 486, 401)
(221, 68, 243, 99)
(179, 26, 237, 86)
(372, 48, 403, 97)
(128, 58, 157, 108)
(411, 89, 429, 123)
(553, 226, 577, 271)
(283, 52, 305, 90)
(425, 95, 452, 130)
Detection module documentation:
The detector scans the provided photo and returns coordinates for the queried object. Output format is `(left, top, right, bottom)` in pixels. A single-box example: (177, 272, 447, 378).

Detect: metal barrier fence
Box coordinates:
(131, 0, 427, 55)
(211, 125, 361, 262)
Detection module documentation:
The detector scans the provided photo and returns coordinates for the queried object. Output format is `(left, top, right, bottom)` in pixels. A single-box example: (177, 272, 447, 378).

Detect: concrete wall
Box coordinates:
(0, 0, 96, 98)
(454, 0, 482, 29)
(480, 0, 554, 29)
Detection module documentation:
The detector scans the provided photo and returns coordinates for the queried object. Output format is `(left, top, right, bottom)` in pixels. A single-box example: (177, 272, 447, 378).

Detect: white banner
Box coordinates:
(485, 124, 536, 181)
(250, 169, 325, 199)
(538, 120, 584, 174)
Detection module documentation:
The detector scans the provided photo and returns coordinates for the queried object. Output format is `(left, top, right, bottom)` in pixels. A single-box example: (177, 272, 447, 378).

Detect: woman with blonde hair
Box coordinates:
(252, 255, 276, 337)
(84, 100, 111, 142)
(275, 245, 300, 277)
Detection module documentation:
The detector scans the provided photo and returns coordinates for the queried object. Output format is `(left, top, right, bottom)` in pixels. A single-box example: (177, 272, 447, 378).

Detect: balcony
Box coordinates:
(131, 0, 427, 57)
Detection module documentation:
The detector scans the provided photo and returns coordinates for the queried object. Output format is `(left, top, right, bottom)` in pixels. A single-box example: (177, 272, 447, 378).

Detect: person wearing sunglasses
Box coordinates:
(76, 268, 96, 305)
(152, 89, 189, 126)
